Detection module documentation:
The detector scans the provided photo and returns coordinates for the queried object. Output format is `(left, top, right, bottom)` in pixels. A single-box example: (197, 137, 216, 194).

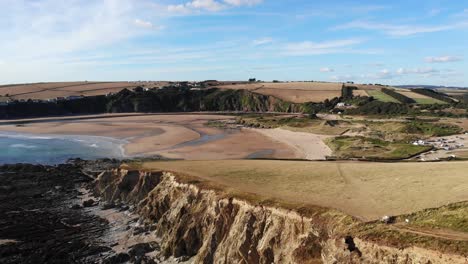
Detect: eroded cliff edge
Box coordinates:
(92, 168, 468, 264)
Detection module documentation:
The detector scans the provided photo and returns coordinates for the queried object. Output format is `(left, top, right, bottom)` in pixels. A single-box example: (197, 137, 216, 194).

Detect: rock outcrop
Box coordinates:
(93, 169, 468, 264)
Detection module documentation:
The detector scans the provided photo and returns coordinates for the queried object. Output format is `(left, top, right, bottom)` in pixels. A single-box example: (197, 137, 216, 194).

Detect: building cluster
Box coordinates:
(412, 136, 465, 151)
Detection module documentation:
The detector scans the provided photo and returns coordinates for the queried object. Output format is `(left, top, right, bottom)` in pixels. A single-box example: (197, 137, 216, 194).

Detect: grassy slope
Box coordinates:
(326, 136, 431, 159)
(238, 115, 350, 135)
(367, 90, 401, 103)
(413, 97, 447, 105)
(399, 202, 468, 233)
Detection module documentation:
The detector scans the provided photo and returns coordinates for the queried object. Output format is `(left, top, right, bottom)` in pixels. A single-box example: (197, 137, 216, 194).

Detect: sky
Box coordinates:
(0, 0, 467, 86)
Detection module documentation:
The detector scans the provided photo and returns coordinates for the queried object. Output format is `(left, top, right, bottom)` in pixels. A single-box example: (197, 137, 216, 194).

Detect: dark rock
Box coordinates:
(129, 242, 160, 258)
(119, 205, 130, 211)
(101, 202, 116, 210)
(70, 204, 82, 210)
(0, 163, 110, 263)
(83, 199, 96, 207)
(103, 252, 131, 264)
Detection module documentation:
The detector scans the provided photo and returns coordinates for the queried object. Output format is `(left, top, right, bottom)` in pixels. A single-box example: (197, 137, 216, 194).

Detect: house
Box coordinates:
(202, 80, 219, 87)
(249, 78, 256, 82)
(336, 102, 346, 108)
(412, 140, 426, 146)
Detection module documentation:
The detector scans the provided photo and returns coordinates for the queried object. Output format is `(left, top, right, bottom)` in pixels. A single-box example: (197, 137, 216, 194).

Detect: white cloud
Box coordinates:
(168, 0, 262, 13)
(134, 19, 163, 30)
(283, 39, 364, 55)
(320, 67, 334, 72)
(367, 62, 384, 67)
(397, 67, 439, 75)
(331, 74, 357, 81)
(428, 8, 441, 17)
(252, 37, 273, 46)
(223, 0, 263, 6)
(377, 69, 393, 79)
(0, 0, 163, 61)
(168, 0, 225, 13)
(334, 20, 468, 36)
(425, 56, 462, 63)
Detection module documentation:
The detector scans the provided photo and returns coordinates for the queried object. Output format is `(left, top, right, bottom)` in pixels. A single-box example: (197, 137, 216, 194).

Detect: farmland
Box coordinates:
(218, 82, 344, 103)
(397, 90, 446, 104)
(365, 90, 400, 103)
(0, 81, 155, 100)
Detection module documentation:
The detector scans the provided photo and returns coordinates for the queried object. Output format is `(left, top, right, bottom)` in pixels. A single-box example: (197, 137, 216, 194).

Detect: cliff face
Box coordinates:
(93, 169, 467, 264)
(0, 88, 306, 119)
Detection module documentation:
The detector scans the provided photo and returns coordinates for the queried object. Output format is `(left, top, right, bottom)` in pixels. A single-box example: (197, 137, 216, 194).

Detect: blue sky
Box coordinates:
(0, 0, 467, 86)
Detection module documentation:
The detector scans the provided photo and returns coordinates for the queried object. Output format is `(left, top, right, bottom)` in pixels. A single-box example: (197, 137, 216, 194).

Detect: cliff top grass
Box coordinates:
(130, 159, 468, 256)
(133, 160, 468, 222)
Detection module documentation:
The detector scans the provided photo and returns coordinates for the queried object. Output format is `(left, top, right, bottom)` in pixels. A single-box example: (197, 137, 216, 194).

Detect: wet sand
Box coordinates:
(0, 114, 300, 160)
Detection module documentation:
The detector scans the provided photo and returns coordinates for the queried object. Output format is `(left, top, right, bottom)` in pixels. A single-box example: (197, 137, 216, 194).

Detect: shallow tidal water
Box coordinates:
(0, 132, 126, 165)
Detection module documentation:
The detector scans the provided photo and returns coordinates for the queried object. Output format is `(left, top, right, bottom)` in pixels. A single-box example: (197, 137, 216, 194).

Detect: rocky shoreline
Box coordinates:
(0, 160, 167, 264)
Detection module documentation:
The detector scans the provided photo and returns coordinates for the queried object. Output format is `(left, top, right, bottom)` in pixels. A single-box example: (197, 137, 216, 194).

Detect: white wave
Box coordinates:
(0, 133, 52, 140)
(89, 143, 99, 148)
(10, 143, 38, 149)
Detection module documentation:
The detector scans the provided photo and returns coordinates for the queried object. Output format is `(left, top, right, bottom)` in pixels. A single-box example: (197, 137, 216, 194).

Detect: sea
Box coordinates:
(0, 132, 126, 165)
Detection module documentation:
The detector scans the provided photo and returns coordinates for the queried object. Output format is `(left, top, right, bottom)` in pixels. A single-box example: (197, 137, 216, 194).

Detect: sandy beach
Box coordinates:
(252, 128, 332, 160)
(0, 114, 301, 160)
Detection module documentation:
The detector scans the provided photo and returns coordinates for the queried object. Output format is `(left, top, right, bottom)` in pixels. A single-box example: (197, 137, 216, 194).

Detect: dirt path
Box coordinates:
(391, 224, 468, 241)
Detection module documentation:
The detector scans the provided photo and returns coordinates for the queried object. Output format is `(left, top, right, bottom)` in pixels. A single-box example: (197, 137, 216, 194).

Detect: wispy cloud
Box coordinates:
(425, 56, 462, 63)
(320, 67, 334, 72)
(283, 38, 365, 55)
(334, 20, 468, 36)
(134, 19, 164, 30)
(167, 0, 263, 13)
(0, 0, 162, 61)
(331, 74, 357, 81)
(224, 0, 263, 6)
(397, 67, 439, 75)
(252, 37, 273, 46)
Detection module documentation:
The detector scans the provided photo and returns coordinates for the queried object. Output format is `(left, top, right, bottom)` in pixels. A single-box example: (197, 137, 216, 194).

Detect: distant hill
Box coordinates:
(396, 85, 468, 90)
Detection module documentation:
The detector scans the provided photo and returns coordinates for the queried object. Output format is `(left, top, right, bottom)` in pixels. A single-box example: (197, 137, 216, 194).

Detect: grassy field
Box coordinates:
(395, 90, 447, 104)
(403, 121, 463, 137)
(366, 90, 401, 103)
(135, 160, 468, 221)
(238, 115, 350, 135)
(326, 136, 431, 159)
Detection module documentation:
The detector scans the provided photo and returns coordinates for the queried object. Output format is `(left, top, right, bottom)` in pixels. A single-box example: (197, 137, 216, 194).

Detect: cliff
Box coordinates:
(92, 169, 468, 264)
(0, 88, 309, 119)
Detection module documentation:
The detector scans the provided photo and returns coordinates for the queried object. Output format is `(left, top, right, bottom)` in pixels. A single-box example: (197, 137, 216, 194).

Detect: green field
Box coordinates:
(326, 136, 431, 160)
(238, 115, 351, 135)
(403, 121, 463, 137)
(413, 97, 447, 105)
(367, 90, 401, 103)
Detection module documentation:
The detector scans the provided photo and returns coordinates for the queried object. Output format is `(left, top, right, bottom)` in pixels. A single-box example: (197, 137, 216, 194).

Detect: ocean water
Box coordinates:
(0, 132, 126, 165)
